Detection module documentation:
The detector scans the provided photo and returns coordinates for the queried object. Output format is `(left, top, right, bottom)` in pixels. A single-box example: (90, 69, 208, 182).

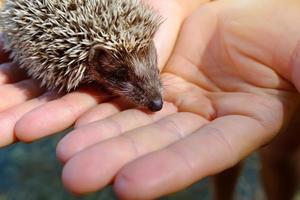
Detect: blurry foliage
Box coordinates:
(0, 131, 117, 200)
(0, 131, 265, 200)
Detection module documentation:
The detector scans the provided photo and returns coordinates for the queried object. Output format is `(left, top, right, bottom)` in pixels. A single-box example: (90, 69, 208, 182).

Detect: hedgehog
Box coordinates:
(0, 0, 164, 111)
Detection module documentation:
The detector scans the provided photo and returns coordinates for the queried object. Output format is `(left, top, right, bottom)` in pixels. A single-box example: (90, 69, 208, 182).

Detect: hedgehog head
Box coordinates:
(0, 0, 164, 111)
(88, 41, 163, 111)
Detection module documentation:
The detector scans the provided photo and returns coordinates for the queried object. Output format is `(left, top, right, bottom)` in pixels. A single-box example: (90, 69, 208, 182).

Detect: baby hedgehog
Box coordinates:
(0, 0, 164, 111)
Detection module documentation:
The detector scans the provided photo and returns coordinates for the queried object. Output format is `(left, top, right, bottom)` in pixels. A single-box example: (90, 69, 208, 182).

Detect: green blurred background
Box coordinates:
(0, 131, 267, 200)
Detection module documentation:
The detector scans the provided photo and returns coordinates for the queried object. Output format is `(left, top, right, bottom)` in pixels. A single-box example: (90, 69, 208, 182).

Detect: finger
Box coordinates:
(0, 63, 28, 84)
(148, 0, 210, 70)
(0, 79, 44, 112)
(15, 86, 109, 142)
(61, 112, 207, 194)
(75, 98, 132, 127)
(113, 115, 271, 200)
(57, 102, 178, 163)
(163, 1, 219, 79)
(150, 0, 184, 69)
(0, 92, 57, 147)
(112, 90, 291, 199)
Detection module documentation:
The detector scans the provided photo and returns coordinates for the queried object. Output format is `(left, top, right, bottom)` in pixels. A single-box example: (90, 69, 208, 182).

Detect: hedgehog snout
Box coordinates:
(147, 97, 163, 112)
(128, 83, 163, 112)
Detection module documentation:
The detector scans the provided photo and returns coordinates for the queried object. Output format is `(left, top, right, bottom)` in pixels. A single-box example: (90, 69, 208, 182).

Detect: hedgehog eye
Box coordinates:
(112, 68, 129, 82)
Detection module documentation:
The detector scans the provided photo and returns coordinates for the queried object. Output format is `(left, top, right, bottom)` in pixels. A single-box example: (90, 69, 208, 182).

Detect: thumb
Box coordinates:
(147, 0, 210, 70)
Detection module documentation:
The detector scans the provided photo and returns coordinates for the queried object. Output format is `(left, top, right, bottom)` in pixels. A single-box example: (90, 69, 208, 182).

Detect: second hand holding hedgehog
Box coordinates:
(1, 0, 164, 112)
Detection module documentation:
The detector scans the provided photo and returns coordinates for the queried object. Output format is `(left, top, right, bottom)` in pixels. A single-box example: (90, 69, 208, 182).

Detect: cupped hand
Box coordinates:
(56, 0, 300, 199)
(0, 0, 203, 147)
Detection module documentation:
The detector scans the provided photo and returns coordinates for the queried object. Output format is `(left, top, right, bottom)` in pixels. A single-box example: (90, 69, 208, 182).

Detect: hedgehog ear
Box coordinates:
(88, 45, 111, 67)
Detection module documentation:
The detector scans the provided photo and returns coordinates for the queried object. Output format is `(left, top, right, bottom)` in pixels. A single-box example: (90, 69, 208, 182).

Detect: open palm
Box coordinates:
(56, 0, 300, 199)
(0, 0, 206, 147)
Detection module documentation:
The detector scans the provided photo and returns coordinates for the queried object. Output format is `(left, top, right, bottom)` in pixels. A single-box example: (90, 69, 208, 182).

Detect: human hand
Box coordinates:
(0, 35, 103, 146)
(0, 0, 205, 147)
(0, 34, 51, 146)
(56, 0, 300, 199)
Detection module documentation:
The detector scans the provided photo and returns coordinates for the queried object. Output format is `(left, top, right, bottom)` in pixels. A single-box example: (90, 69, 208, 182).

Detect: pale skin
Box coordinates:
(0, 0, 300, 199)
(0, 0, 207, 147)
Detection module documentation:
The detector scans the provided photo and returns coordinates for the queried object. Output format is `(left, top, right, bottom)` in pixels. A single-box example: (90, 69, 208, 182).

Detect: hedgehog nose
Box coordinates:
(148, 98, 163, 112)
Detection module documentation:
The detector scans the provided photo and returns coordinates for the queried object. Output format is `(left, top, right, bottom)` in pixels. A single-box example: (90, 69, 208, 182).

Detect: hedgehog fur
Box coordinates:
(0, 0, 162, 93)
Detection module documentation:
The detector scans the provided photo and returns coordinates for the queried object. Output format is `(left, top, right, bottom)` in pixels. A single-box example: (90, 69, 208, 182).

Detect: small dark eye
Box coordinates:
(112, 68, 128, 81)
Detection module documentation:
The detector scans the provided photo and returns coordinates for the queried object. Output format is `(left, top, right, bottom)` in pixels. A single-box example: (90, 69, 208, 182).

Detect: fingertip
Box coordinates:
(0, 114, 17, 147)
(14, 104, 54, 142)
(56, 134, 72, 163)
(57, 123, 116, 163)
(61, 148, 110, 195)
(62, 159, 87, 195)
(61, 154, 99, 195)
(14, 111, 37, 143)
(56, 130, 87, 163)
(15, 99, 75, 142)
(114, 149, 190, 200)
(114, 171, 142, 200)
(15, 88, 110, 142)
(114, 155, 165, 200)
(114, 169, 159, 200)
